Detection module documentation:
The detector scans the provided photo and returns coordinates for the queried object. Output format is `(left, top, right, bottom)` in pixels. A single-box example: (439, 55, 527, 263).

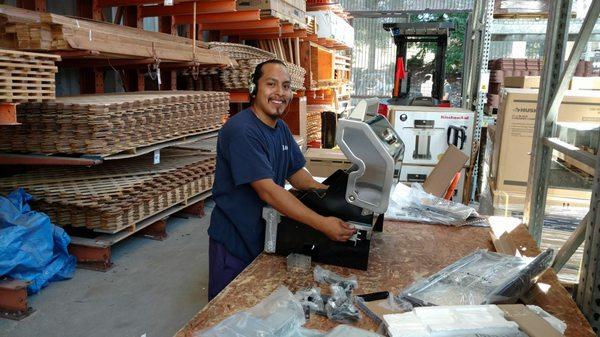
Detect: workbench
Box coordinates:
(175, 221, 595, 336)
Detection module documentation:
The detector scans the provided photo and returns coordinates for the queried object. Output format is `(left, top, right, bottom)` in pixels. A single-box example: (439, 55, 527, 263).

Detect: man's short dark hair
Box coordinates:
(250, 59, 287, 97)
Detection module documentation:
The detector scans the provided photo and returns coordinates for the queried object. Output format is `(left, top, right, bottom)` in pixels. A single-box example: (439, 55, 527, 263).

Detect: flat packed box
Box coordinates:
(487, 183, 590, 219)
(504, 76, 600, 90)
(570, 77, 600, 91)
(504, 76, 541, 89)
(397, 164, 466, 203)
(493, 88, 600, 196)
(305, 148, 351, 178)
(307, 11, 354, 48)
(388, 106, 475, 166)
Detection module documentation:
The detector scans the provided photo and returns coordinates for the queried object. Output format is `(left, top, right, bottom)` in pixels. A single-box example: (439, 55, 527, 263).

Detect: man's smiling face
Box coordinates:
(253, 63, 292, 120)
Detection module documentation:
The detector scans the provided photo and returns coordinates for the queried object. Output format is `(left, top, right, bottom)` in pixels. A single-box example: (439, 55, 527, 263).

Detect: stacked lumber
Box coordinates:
(0, 48, 59, 102)
(0, 149, 215, 233)
(0, 5, 233, 66)
(208, 42, 306, 91)
(0, 91, 229, 156)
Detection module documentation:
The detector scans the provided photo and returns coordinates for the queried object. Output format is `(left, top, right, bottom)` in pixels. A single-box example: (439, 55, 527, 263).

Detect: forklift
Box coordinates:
(383, 21, 455, 106)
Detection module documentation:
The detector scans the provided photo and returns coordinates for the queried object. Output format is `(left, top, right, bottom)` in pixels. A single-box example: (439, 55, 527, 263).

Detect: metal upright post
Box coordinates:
(524, 1, 599, 245)
(468, 0, 494, 202)
(522, 0, 573, 244)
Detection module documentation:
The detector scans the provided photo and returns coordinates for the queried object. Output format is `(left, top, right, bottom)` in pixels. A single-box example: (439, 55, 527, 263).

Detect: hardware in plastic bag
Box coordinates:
(400, 249, 553, 306)
(294, 287, 325, 316)
(313, 265, 358, 293)
(385, 183, 484, 226)
(196, 286, 306, 337)
(325, 283, 360, 323)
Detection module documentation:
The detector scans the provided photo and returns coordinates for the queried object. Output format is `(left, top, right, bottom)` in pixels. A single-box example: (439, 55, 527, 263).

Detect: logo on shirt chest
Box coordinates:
(282, 145, 288, 151)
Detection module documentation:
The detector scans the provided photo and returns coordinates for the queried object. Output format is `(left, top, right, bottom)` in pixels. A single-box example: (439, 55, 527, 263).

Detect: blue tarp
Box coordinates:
(0, 188, 76, 294)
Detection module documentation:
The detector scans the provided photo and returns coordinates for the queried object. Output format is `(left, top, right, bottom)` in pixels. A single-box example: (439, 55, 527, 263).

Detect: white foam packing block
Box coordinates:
(384, 305, 521, 337)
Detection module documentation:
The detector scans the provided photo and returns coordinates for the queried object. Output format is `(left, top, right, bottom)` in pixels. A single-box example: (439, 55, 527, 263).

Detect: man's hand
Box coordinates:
(318, 217, 356, 242)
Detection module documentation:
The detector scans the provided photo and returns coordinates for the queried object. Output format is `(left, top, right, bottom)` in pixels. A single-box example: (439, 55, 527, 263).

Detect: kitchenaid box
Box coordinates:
(389, 106, 475, 166)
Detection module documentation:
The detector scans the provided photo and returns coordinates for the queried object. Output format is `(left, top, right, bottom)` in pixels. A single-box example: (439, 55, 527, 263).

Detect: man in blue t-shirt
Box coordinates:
(207, 60, 356, 300)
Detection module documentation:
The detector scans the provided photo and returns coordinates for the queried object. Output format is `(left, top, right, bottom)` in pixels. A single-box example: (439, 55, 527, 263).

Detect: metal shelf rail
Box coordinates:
(522, 0, 600, 331)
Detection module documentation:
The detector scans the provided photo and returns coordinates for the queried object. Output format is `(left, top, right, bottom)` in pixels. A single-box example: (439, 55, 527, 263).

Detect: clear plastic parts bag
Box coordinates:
(295, 287, 325, 315)
(196, 286, 306, 337)
(323, 325, 383, 337)
(400, 249, 553, 306)
(325, 284, 360, 323)
(385, 183, 482, 226)
(313, 265, 358, 292)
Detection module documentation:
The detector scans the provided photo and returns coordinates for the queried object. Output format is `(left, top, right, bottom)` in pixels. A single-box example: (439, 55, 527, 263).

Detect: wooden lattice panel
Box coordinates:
(0, 91, 229, 156)
(0, 48, 59, 103)
(0, 149, 216, 233)
(208, 42, 306, 91)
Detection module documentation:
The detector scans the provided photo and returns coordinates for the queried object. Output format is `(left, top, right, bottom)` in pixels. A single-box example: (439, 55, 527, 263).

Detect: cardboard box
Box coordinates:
(570, 76, 600, 91)
(398, 164, 466, 203)
(492, 88, 600, 196)
(504, 76, 541, 89)
(307, 11, 354, 48)
(305, 148, 351, 178)
(503, 76, 600, 91)
(423, 145, 469, 198)
(388, 106, 475, 166)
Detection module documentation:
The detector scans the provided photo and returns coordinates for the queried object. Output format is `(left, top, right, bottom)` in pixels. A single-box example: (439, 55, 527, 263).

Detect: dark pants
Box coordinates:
(208, 238, 248, 301)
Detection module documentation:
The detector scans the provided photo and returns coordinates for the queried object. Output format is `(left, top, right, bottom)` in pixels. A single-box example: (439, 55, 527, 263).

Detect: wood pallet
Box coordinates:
(0, 148, 216, 233)
(0, 5, 233, 66)
(0, 91, 229, 156)
(0, 48, 59, 103)
(68, 190, 212, 271)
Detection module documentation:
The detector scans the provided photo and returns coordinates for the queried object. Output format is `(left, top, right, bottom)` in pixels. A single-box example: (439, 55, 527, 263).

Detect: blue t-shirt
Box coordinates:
(208, 108, 306, 263)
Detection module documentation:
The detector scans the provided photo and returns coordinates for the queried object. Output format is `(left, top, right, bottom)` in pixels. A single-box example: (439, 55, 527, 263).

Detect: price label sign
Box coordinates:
(153, 149, 160, 165)
(164, 0, 174, 6)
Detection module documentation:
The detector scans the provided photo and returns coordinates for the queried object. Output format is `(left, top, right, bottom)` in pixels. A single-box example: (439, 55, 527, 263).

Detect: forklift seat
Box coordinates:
(409, 96, 439, 107)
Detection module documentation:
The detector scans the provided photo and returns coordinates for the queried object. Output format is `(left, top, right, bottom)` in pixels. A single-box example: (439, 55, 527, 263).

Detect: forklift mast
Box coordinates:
(383, 22, 455, 104)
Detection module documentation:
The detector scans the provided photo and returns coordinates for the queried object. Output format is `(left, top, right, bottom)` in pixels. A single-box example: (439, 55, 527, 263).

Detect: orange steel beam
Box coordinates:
(174, 9, 260, 24)
(141, 1, 236, 17)
(229, 91, 250, 103)
(98, 0, 198, 6)
(0, 103, 18, 125)
(199, 18, 279, 30)
(221, 24, 293, 36)
(240, 29, 307, 40)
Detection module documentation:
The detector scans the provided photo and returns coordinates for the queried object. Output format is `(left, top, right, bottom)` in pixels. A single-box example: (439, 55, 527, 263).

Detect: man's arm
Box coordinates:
(251, 178, 355, 241)
(287, 167, 327, 191)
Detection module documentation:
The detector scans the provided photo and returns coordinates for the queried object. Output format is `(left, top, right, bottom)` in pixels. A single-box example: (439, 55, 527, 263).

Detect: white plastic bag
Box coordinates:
(385, 183, 479, 225)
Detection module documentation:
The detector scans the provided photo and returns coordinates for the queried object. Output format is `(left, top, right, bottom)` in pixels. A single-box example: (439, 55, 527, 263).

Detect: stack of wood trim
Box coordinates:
(0, 48, 59, 102)
(0, 5, 234, 66)
(0, 149, 216, 233)
(0, 91, 229, 156)
(209, 42, 305, 91)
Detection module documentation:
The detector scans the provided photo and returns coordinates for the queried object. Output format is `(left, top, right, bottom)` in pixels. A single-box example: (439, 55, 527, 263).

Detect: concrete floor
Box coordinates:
(0, 200, 215, 337)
